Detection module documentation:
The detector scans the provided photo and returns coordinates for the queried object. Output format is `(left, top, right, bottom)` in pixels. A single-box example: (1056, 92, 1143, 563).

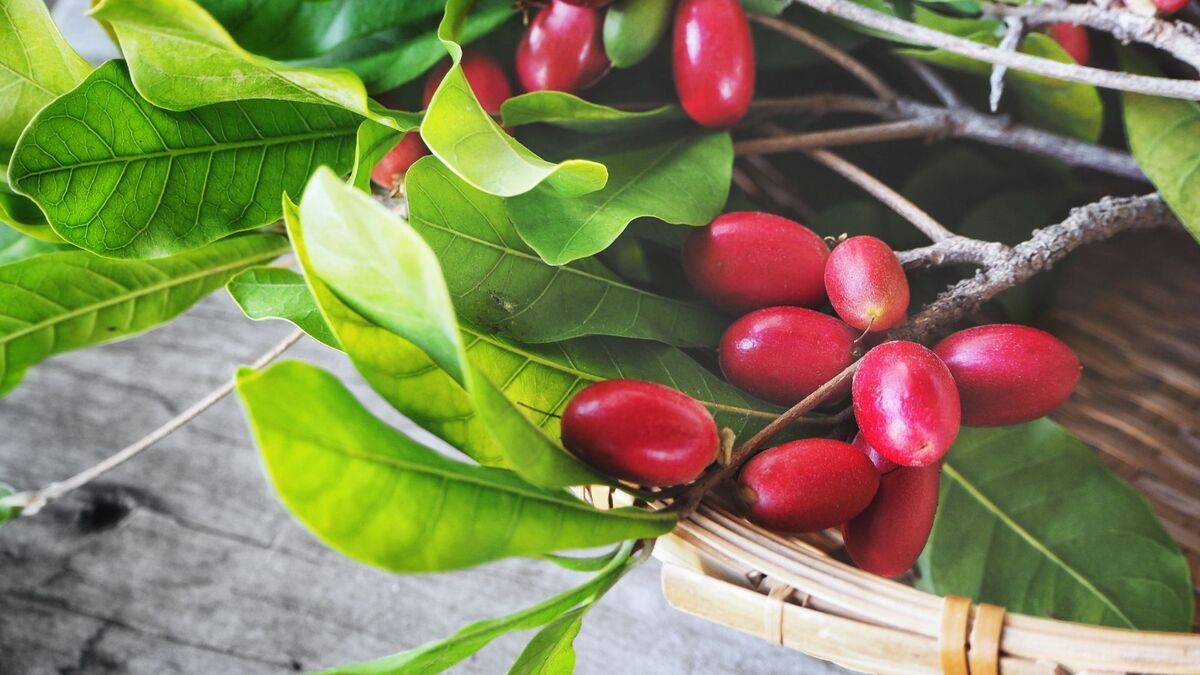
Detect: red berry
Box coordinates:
(739, 439, 880, 534)
(843, 465, 941, 578)
(423, 50, 513, 114)
(852, 432, 898, 474)
(1048, 23, 1090, 66)
(1153, 0, 1189, 13)
(683, 212, 829, 313)
(933, 324, 1081, 427)
(672, 0, 755, 127)
(720, 306, 856, 406)
(370, 133, 429, 190)
(516, 0, 610, 94)
(853, 341, 961, 467)
(824, 236, 909, 332)
(561, 379, 718, 486)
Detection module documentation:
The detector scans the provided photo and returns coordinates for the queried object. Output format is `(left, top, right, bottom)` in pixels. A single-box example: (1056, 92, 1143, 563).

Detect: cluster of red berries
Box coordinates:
(561, 212, 1081, 578)
(372, 0, 756, 189)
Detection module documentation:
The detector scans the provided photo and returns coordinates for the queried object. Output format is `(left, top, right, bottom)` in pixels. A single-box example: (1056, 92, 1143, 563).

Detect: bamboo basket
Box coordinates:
(655, 229, 1200, 674)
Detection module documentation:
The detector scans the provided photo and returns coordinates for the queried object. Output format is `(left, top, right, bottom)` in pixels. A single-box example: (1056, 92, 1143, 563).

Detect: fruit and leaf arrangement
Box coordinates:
(1, 0, 1198, 669)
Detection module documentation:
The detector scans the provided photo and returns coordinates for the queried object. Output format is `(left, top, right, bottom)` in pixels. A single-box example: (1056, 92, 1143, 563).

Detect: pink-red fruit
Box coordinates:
(853, 341, 961, 467)
(720, 307, 856, 406)
(561, 379, 718, 486)
(739, 439, 880, 533)
(370, 133, 429, 190)
(933, 324, 1081, 427)
(1048, 23, 1090, 65)
(424, 50, 513, 113)
(1152, 0, 1189, 14)
(683, 212, 829, 313)
(517, 0, 610, 94)
(672, 0, 755, 127)
(825, 236, 910, 332)
(843, 465, 941, 577)
(852, 432, 898, 474)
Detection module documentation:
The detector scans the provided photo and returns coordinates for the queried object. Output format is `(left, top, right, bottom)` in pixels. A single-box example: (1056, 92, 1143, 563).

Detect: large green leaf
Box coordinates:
(501, 92, 680, 134)
(0, 0, 91, 155)
(406, 157, 724, 348)
(0, 170, 60, 244)
(0, 227, 70, 265)
(0, 233, 287, 395)
(290, 171, 604, 487)
(901, 12, 1102, 142)
(89, 0, 418, 132)
(8, 61, 359, 258)
(507, 608, 585, 675)
(226, 267, 339, 349)
(507, 132, 732, 264)
(324, 543, 636, 674)
(421, 0, 607, 198)
(917, 420, 1193, 632)
(237, 361, 674, 573)
(1122, 58, 1200, 242)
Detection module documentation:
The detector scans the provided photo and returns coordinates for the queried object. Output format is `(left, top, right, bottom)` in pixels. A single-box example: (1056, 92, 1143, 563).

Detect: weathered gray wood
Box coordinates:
(0, 294, 846, 674)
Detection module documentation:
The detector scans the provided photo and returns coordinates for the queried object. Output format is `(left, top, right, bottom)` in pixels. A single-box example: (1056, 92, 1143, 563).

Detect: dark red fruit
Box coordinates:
(720, 307, 857, 406)
(672, 0, 755, 127)
(824, 236, 909, 332)
(1152, 0, 1189, 14)
(561, 379, 718, 486)
(852, 432, 898, 474)
(843, 465, 941, 578)
(423, 50, 513, 113)
(1048, 23, 1090, 65)
(516, 0, 610, 94)
(683, 212, 829, 313)
(370, 133, 429, 190)
(739, 439, 880, 534)
(933, 324, 1081, 427)
(853, 341, 961, 467)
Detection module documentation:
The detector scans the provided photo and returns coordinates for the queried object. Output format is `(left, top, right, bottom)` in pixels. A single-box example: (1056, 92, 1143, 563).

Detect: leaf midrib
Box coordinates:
(0, 240, 288, 347)
(942, 461, 1137, 628)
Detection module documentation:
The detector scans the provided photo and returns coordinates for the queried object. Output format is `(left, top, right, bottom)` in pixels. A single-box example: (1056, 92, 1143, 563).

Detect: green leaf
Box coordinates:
(0, 0, 91, 155)
(917, 420, 1194, 632)
(8, 61, 360, 259)
(323, 542, 636, 674)
(501, 92, 681, 134)
(350, 121, 403, 192)
(0, 227, 70, 265)
(90, 0, 418, 132)
(603, 0, 673, 68)
(421, 0, 608, 198)
(0, 170, 61, 244)
(406, 157, 725, 348)
(226, 267, 340, 349)
(507, 608, 585, 675)
(289, 171, 605, 487)
(0, 233, 287, 395)
(0, 482, 17, 526)
(1122, 55, 1200, 242)
(507, 132, 733, 265)
(901, 13, 1102, 141)
(237, 362, 673, 574)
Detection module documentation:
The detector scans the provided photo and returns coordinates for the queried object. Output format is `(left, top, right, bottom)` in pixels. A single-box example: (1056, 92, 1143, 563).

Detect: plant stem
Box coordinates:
(733, 120, 941, 155)
(0, 329, 304, 516)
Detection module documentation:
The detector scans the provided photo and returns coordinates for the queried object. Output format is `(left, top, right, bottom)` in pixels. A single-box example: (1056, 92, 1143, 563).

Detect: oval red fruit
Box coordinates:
(843, 465, 941, 578)
(1152, 0, 1189, 14)
(1048, 23, 1090, 65)
(370, 133, 429, 190)
(720, 306, 857, 406)
(517, 0, 610, 94)
(933, 323, 1081, 427)
(852, 432, 898, 474)
(561, 379, 718, 486)
(825, 236, 910, 332)
(423, 50, 513, 113)
(739, 439, 880, 534)
(853, 341, 961, 467)
(683, 212, 830, 313)
(672, 0, 755, 127)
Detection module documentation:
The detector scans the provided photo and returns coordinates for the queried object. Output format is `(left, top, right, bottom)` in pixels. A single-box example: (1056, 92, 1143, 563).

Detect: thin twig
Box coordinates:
(0, 329, 305, 516)
(897, 237, 1011, 269)
(803, 148, 957, 242)
(988, 1, 1200, 73)
(989, 16, 1026, 112)
(905, 58, 965, 108)
(790, 0, 1200, 99)
(749, 14, 898, 100)
(734, 120, 941, 155)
